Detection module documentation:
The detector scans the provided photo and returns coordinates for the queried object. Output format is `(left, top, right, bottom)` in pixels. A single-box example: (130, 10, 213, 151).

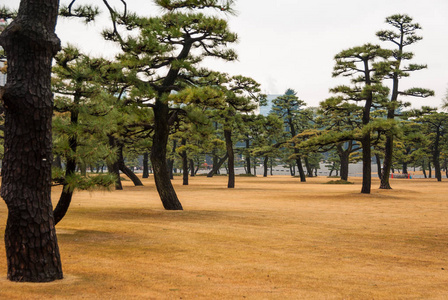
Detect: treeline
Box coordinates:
(0, 0, 447, 283)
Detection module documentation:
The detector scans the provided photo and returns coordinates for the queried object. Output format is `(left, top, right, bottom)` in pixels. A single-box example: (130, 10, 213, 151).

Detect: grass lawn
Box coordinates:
(0, 175, 447, 299)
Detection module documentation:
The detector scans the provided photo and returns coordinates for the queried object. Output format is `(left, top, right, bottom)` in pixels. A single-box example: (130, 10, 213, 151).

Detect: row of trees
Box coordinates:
(0, 0, 446, 283)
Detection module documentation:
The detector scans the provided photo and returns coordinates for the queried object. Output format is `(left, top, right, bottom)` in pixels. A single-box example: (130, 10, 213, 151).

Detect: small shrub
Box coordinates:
(324, 180, 353, 184)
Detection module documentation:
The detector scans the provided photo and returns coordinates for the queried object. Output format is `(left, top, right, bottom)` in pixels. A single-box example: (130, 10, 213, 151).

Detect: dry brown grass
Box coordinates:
(0, 175, 447, 299)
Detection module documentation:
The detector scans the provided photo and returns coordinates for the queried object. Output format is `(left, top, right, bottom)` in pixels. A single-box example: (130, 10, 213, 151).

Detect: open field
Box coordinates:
(0, 175, 447, 299)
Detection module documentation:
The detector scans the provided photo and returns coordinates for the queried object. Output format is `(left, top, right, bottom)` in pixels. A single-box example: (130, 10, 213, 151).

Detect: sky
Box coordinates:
(7, 0, 448, 109)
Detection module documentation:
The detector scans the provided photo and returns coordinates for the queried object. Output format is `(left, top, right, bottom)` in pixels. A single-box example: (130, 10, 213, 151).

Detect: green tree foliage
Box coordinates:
(52, 45, 117, 224)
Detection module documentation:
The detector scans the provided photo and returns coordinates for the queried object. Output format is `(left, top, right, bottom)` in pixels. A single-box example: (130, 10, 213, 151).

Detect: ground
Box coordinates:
(0, 175, 447, 299)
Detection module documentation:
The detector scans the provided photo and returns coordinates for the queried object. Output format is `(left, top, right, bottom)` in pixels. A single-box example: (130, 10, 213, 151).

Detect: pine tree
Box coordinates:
(330, 44, 391, 193)
(376, 14, 434, 189)
(272, 89, 308, 182)
(104, 0, 237, 208)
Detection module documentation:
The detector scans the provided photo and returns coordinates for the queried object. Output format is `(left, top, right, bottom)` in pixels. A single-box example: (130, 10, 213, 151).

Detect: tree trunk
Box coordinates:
(433, 130, 442, 182)
(107, 136, 122, 190)
(428, 161, 432, 178)
(117, 146, 143, 186)
(361, 136, 371, 194)
(253, 158, 257, 176)
(375, 154, 382, 179)
(245, 139, 251, 175)
(207, 153, 228, 177)
(52, 155, 62, 169)
(0, 0, 63, 282)
(151, 99, 183, 210)
(380, 135, 393, 189)
(295, 157, 306, 182)
(189, 159, 195, 177)
(263, 156, 269, 177)
(339, 152, 349, 181)
(304, 157, 313, 177)
(142, 152, 149, 178)
(181, 138, 188, 185)
(224, 129, 235, 188)
(402, 162, 408, 175)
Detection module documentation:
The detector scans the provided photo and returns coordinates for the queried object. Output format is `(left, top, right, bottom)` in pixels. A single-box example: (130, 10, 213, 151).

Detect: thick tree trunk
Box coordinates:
(433, 134, 442, 182)
(207, 153, 228, 177)
(151, 99, 183, 210)
(224, 129, 235, 188)
(117, 146, 143, 186)
(0, 0, 63, 282)
(142, 152, 149, 178)
(428, 161, 432, 178)
(402, 162, 408, 175)
(339, 152, 349, 181)
(181, 138, 188, 185)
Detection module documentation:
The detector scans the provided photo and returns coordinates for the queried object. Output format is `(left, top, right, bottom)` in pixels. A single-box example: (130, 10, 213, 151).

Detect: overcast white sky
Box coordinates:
(9, 0, 448, 108)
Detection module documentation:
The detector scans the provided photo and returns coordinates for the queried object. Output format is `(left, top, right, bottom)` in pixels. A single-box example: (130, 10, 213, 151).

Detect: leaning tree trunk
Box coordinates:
(224, 129, 235, 188)
(207, 153, 228, 177)
(295, 156, 306, 182)
(151, 99, 183, 210)
(0, 0, 63, 282)
(117, 145, 143, 186)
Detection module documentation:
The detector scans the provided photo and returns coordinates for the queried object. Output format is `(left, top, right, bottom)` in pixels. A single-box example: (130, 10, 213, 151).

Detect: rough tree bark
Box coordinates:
(0, 0, 63, 282)
(150, 98, 183, 210)
(224, 129, 235, 188)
